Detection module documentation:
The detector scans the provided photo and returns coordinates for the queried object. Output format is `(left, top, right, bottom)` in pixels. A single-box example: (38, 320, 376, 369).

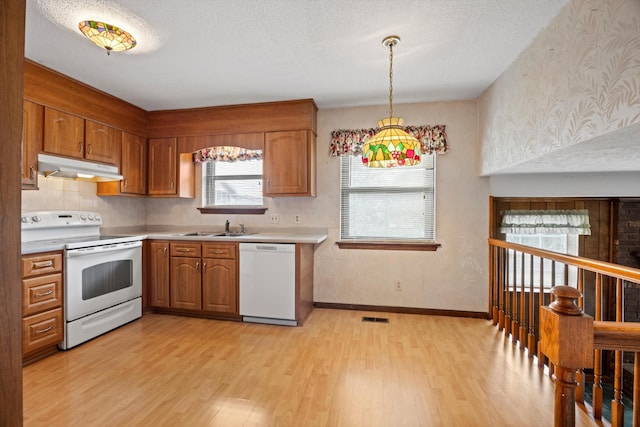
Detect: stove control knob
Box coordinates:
(21, 216, 29, 223)
(80, 215, 87, 221)
(31, 216, 41, 223)
(94, 215, 101, 222)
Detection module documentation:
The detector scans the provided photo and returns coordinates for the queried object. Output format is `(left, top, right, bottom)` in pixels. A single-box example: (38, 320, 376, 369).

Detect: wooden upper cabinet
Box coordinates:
(148, 137, 177, 195)
(43, 107, 120, 165)
(263, 130, 316, 197)
(120, 133, 146, 194)
(22, 101, 43, 190)
(96, 132, 146, 196)
(85, 120, 120, 165)
(43, 108, 85, 159)
(148, 137, 194, 198)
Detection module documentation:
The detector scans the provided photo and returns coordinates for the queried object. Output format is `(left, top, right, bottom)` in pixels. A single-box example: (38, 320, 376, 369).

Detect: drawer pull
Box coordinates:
(175, 248, 191, 252)
(211, 250, 226, 254)
(35, 290, 54, 298)
(35, 326, 53, 335)
(32, 260, 54, 269)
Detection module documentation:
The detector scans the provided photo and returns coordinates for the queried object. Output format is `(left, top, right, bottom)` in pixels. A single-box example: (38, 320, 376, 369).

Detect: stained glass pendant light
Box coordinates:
(78, 21, 137, 55)
(362, 36, 421, 168)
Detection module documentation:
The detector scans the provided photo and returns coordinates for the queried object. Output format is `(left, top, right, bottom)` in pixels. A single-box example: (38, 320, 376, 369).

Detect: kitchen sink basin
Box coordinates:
(178, 231, 256, 237)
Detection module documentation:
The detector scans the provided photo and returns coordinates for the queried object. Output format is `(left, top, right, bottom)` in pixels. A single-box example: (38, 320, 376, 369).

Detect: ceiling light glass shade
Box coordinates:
(362, 117, 421, 167)
(78, 21, 137, 55)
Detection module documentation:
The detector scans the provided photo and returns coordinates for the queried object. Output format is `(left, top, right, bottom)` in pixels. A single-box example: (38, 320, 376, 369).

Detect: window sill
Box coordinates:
(198, 206, 267, 215)
(336, 241, 441, 251)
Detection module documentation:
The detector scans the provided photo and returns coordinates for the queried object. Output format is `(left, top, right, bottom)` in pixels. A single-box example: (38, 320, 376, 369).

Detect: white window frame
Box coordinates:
(339, 154, 436, 241)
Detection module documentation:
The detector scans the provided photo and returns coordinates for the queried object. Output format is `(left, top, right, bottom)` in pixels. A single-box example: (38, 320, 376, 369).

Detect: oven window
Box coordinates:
(82, 260, 133, 300)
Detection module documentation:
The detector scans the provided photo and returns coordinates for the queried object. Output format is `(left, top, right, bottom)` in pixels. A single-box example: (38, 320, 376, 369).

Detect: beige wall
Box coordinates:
(479, 0, 640, 175)
(23, 100, 490, 313)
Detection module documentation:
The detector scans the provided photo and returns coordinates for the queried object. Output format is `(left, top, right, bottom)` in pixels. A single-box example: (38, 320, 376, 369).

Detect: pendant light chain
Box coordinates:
(388, 40, 394, 119)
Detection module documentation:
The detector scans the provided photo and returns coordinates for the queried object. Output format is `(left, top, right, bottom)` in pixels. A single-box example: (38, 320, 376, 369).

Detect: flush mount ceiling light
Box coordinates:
(362, 36, 421, 168)
(78, 20, 137, 55)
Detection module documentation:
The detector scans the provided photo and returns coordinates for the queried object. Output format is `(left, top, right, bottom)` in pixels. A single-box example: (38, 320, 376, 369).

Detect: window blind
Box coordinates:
(203, 160, 263, 206)
(340, 155, 435, 240)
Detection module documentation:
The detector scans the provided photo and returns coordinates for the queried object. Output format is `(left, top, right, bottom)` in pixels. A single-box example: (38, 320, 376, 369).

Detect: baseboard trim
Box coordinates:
(313, 302, 489, 319)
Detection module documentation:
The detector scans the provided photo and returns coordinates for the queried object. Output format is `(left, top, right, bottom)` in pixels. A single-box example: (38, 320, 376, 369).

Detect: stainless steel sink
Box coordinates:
(178, 231, 256, 237)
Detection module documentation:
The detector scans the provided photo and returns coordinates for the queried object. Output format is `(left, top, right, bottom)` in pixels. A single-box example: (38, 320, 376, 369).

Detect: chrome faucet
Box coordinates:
(240, 223, 245, 234)
(225, 219, 230, 233)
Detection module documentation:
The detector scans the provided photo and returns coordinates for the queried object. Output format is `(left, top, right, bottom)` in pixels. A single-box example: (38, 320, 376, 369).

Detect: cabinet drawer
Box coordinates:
(170, 242, 201, 257)
(22, 273, 62, 316)
(202, 243, 237, 259)
(23, 308, 63, 355)
(22, 252, 62, 277)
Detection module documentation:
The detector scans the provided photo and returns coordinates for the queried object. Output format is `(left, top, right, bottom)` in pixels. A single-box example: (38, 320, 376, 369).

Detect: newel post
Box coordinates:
(540, 286, 594, 427)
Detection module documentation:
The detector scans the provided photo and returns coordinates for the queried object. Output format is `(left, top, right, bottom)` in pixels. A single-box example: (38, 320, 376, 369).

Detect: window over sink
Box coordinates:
(202, 159, 264, 207)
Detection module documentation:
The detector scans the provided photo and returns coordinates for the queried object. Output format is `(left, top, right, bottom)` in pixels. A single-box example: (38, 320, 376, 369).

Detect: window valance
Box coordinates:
(500, 209, 591, 235)
(193, 146, 263, 163)
(330, 125, 448, 157)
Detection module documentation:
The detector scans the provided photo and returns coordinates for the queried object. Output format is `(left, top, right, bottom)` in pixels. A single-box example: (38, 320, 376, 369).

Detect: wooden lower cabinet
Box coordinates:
(149, 241, 238, 317)
(202, 255, 237, 314)
(170, 256, 202, 310)
(148, 241, 170, 308)
(21, 251, 64, 363)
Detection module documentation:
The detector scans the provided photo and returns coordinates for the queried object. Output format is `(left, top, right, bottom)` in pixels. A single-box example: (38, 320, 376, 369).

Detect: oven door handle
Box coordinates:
(65, 240, 142, 257)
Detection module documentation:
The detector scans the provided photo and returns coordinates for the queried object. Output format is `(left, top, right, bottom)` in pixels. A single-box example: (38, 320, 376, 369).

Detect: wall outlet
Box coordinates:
(395, 281, 402, 291)
(294, 214, 301, 223)
(270, 214, 280, 224)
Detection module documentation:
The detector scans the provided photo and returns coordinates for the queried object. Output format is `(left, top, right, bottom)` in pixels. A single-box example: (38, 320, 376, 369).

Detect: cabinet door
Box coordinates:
(85, 120, 120, 165)
(120, 132, 147, 194)
(149, 242, 170, 308)
(43, 108, 85, 159)
(170, 256, 202, 310)
(202, 258, 237, 314)
(22, 101, 43, 189)
(263, 130, 316, 196)
(148, 137, 177, 195)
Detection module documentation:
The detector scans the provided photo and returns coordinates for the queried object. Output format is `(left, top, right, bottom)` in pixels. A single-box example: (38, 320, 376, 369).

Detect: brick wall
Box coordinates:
(615, 201, 640, 322)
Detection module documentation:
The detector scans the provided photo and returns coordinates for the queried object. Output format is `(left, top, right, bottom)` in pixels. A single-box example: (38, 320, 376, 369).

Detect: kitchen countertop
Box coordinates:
(21, 227, 327, 255)
(103, 225, 328, 245)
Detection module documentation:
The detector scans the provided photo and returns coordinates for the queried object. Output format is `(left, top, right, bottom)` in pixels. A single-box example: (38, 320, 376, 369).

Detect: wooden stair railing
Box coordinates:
(488, 239, 640, 426)
(541, 285, 640, 427)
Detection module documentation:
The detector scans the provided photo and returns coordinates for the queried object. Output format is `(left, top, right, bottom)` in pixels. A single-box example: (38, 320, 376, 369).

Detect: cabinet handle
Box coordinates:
(124, 179, 128, 188)
(34, 290, 54, 298)
(196, 262, 200, 272)
(203, 262, 207, 272)
(32, 260, 53, 269)
(170, 181, 174, 189)
(29, 166, 35, 179)
(79, 142, 83, 153)
(163, 247, 167, 256)
(87, 143, 93, 154)
(35, 325, 53, 335)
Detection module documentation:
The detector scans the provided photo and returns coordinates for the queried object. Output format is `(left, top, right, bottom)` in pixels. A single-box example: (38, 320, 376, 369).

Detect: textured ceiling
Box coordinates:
(25, 0, 570, 112)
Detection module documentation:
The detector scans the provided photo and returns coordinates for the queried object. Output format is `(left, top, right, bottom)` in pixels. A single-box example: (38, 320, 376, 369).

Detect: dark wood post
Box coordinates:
(540, 286, 594, 427)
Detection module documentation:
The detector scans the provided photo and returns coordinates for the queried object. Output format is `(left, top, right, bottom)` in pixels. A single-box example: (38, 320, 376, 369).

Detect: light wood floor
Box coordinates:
(23, 309, 600, 426)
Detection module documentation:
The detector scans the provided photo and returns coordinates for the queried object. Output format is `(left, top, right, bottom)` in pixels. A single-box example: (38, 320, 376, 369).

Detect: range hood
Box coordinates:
(38, 153, 123, 182)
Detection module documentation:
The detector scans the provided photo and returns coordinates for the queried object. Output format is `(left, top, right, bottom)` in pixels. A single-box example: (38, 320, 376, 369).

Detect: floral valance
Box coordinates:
(193, 146, 263, 163)
(500, 210, 591, 235)
(330, 125, 448, 157)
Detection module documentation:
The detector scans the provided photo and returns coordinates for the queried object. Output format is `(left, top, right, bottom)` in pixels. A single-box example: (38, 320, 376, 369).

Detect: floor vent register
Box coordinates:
(362, 316, 389, 323)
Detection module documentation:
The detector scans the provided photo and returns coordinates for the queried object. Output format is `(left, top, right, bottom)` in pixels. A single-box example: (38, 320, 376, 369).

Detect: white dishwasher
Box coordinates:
(239, 243, 297, 326)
